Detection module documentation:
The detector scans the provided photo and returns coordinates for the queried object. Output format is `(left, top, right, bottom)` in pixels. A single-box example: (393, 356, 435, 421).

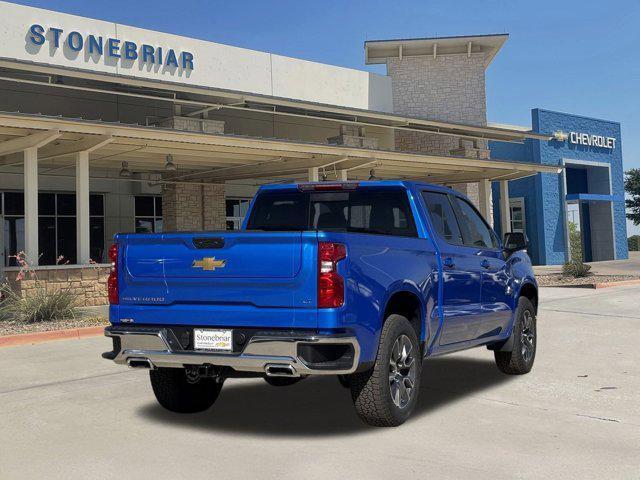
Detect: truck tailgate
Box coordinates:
(116, 231, 318, 328)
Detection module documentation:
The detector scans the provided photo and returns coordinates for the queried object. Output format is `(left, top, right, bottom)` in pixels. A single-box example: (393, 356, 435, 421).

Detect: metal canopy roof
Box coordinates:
(365, 34, 509, 67)
(0, 58, 549, 144)
(0, 111, 560, 185)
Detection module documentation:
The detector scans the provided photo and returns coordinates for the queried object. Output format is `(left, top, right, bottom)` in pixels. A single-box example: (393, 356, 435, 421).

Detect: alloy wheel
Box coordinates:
(389, 334, 417, 408)
(521, 310, 536, 363)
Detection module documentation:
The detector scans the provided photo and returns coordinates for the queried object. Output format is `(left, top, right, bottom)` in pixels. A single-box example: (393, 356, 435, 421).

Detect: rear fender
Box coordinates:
(380, 281, 428, 344)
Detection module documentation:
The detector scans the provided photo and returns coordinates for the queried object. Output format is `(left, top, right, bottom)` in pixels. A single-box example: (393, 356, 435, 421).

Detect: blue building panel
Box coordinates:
(490, 108, 628, 265)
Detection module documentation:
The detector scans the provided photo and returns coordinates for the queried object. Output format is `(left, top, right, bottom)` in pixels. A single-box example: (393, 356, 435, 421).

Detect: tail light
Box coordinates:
(318, 242, 346, 308)
(107, 243, 119, 305)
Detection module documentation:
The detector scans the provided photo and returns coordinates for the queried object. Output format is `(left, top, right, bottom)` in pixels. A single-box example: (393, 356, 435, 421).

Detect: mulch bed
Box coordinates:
(536, 274, 640, 287)
(0, 316, 108, 336)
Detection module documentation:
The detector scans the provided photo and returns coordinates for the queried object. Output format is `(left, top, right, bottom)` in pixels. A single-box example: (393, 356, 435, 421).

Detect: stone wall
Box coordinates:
(5, 266, 110, 307)
(387, 53, 491, 207)
(163, 182, 226, 231)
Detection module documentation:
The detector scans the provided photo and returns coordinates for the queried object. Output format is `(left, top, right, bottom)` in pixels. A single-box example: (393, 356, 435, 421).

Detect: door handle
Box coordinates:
(443, 257, 455, 269)
(480, 259, 491, 269)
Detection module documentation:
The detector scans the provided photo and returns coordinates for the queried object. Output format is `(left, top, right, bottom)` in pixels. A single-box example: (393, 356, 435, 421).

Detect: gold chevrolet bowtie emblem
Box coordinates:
(192, 257, 226, 271)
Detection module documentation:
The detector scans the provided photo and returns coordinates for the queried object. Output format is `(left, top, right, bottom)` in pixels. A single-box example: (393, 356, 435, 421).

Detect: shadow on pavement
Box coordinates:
(138, 355, 513, 437)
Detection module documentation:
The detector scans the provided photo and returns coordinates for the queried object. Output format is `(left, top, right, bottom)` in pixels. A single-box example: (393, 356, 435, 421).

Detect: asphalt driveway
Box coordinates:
(1, 286, 639, 479)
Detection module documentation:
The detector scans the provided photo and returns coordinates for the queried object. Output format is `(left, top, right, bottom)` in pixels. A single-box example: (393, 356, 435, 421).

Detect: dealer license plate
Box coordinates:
(193, 329, 233, 352)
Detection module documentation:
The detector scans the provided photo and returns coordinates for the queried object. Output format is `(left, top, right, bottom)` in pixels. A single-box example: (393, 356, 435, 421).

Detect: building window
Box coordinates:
(509, 198, 526, 234)
(2, 192, 105, 266)
(135, 196, 163, 233)
(226, 198, 251, 230)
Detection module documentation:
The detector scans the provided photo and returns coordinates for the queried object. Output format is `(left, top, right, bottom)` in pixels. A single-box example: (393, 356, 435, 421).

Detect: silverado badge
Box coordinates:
(192, 257, 226, 271)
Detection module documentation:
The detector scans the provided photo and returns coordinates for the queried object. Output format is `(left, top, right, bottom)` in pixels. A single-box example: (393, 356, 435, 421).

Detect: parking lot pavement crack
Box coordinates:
(539, 308, 640, 320)
(575, 413, 620, 423)
(0, 370, 132, 395)
(423, 386, 640, 427)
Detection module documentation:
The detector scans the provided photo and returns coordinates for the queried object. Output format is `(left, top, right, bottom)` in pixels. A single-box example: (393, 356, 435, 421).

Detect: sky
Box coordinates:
(8, 0, 640, 234)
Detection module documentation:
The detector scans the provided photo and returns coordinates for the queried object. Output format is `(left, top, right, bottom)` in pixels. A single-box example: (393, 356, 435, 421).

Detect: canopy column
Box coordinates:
(499, 180, 511, 237)
(75, 151, 90, 264)
(23, 147, 39, 265)
(478, 179, 492, 226)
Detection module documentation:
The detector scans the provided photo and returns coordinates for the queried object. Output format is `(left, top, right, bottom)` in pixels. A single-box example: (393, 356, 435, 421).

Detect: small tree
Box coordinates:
(625, 169, 640, 226)
(629, 235, 640, 252)
(568, 221, 583, 261)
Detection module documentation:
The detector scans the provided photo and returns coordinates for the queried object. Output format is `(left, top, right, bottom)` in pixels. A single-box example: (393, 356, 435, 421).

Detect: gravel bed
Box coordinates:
(536, 274, 640, 287)
(0, 316, 108, 336)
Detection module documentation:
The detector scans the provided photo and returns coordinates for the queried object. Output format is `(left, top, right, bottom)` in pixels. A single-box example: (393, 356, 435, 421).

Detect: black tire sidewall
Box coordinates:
(375, 314, 422, 425)
(150, 367, 222, 413)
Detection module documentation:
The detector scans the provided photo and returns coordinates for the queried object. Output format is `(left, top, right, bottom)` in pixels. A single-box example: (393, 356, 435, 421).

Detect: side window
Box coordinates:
(421, 191, 463, 245)
(452, 197, 499, 249)
(347, 190, 417, 237)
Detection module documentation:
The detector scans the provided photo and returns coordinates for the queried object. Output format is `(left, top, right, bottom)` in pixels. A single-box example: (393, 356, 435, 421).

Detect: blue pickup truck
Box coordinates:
(103, 180, 538, 427)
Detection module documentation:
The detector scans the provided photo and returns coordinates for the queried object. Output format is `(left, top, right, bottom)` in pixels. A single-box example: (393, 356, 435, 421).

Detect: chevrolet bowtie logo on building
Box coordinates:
(192, 257, 226, 271)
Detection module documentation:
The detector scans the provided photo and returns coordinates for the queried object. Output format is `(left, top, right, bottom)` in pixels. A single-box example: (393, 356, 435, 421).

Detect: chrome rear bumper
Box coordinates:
(103, 326, 360, 377)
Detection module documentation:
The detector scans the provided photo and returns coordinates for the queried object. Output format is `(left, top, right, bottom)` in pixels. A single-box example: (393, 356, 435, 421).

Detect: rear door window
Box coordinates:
(421, 191, 463, 245)
(451, 197, 499, 249)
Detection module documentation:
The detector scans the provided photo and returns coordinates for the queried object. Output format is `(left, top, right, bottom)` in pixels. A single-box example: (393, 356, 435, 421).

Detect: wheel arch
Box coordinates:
(382, 285, 426, 346)
(518, 281, 538, 314)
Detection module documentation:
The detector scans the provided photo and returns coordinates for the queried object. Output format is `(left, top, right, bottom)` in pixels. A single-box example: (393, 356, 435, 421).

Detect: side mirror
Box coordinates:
(503, 232, 528, 255)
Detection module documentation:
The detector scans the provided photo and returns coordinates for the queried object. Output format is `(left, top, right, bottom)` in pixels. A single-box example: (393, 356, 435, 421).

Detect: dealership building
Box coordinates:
(0, 1, 627, 305)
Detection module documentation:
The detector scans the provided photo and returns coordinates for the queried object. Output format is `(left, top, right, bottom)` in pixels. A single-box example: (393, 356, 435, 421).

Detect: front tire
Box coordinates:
(150, 367, 222, 413)
(494, 297, 537, 375)
(349, 314, 421, 427)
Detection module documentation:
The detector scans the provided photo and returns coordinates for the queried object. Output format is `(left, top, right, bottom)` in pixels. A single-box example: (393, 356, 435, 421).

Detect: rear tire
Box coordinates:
(263, 376, 302, 387)
(349, 314, 421, 427)
(495, 297, 537, 375)
(150, 367, 222, 413)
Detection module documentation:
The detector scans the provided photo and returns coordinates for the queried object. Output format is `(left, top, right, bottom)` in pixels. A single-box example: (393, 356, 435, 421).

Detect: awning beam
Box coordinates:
(0, 129, 61, 156)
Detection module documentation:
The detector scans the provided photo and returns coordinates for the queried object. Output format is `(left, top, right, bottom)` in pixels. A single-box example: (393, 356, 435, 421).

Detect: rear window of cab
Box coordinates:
(246, 188, 417, 237)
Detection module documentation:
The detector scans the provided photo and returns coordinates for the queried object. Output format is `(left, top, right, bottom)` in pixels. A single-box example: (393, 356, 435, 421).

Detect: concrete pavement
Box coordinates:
(1, 286, 639, 479)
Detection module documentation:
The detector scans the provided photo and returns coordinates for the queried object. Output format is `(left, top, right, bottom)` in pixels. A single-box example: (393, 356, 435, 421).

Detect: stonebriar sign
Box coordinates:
(27, 24, 195, 70)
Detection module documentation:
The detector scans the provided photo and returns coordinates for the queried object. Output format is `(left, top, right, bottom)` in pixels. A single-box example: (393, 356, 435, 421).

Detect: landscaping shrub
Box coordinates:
(562, 260, 592, 278)
(0, 284, 78, 323)
(568, 221, 583, 261)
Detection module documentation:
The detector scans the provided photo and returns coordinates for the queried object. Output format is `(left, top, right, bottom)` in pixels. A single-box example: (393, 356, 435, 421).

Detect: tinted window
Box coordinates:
(453, 197, 499, 249)
(39, 193, 55, 215)
(90, 194, 104, 216)
(4, 192, 24, 216)
(422, 191, 463, 245)
(247, 189, 417, 237)
(135, 196, 155, 217)
(247, 193, 309, 231)
(57, 194, 76, 215)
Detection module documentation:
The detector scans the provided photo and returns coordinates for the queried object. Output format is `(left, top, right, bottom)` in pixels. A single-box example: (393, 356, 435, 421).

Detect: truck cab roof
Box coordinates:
(257, 180, 459, 196)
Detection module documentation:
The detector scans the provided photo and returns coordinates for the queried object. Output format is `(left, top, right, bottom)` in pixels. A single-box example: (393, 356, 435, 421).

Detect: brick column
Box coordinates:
(163, 182, 226, 231)
(387, 54, 489, 208)
(203, 184, 227, 230)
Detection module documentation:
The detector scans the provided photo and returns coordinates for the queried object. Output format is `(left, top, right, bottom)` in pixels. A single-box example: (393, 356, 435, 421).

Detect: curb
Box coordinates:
(592, 279, 640, 289)
(0, 325, 105, 348)
(543, 279, 640, 289)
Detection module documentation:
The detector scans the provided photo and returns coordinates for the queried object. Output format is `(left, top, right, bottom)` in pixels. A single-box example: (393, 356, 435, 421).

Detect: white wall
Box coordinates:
(0, 1, 393, 112)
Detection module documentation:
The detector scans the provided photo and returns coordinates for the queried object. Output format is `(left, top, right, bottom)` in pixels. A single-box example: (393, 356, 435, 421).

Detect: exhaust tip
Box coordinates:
(127, 358, 154, 370)
(264, 363, 297, 377)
